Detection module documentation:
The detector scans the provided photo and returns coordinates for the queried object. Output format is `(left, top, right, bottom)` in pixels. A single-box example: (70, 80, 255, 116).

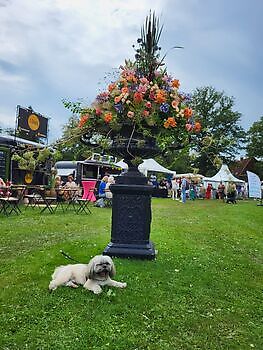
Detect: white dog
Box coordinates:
(49, 255, 127, 294)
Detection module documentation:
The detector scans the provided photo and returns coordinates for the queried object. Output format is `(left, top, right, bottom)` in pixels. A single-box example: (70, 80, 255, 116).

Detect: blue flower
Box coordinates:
(114, 103, 123, 113)
(160, 103, 170, 113)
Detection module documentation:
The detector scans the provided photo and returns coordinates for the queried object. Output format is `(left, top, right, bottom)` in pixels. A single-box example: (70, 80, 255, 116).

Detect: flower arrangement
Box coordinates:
(64, 12, 201, 161)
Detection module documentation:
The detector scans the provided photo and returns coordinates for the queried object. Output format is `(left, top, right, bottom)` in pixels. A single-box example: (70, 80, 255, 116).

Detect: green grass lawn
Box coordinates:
(1, 199, 262, 350)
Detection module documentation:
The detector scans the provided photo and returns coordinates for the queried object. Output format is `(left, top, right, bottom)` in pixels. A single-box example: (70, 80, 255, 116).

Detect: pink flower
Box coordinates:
(145, 101, 152, 109)
(137, 84, 147, 94)
(185, 123, 192, 131)
(127, 111, 134, 118)
(142, 110, 149, 117)
(149, 92, 156, 100)
(140, 77, 149, 85)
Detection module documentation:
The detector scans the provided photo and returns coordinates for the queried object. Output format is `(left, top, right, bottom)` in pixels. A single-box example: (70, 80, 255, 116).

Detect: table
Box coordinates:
(25, 186, 57, 214)
(54, 188, 81, 213)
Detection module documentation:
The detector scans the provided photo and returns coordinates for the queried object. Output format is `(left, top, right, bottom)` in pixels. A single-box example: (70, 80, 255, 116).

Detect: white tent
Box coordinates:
(115, 158, 174, 176)
(203, 164, 245, 184)
(115, 159, 128, 170)
(138, 159, 174, 177)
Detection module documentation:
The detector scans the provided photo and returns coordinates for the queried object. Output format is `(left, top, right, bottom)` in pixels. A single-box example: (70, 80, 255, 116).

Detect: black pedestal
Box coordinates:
(103, 168, 156, 260)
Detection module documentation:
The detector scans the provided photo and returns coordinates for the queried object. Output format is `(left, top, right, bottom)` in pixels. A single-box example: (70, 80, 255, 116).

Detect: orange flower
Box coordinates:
(164, 117, 177, 128)
(133, 92, 143, 104)
(171, 79, 180, 88)
(121, 87, 129, 94)
(104, 112, 112, 123)
(108, 83, 116, 92)
(172, 99, 179, 109)
(78, 114, 89, 128)
(114, 96, 121, 104)
(194, 122, 201, 132)
(184, 107, 193, 118)
(155, 90, 167, 103)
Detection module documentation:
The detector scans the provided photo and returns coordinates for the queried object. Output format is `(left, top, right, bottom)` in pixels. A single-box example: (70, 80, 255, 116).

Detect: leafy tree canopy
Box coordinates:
(53, 115, 93, 161)
(189, 86, 246, 176)
(246, 116, 263, 159)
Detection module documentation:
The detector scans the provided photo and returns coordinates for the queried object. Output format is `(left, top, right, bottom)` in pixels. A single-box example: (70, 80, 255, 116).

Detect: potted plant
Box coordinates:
(63, 12, 202, 259)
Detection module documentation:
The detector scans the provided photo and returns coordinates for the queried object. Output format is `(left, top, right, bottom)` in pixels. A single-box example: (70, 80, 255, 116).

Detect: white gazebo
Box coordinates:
(138, 159, 174, 177)
(203, 164, 245, 187)
(115, 158, 175, 177)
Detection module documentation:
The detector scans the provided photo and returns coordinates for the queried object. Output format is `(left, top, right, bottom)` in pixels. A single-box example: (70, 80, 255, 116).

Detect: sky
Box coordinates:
(0, 0, 262, 143)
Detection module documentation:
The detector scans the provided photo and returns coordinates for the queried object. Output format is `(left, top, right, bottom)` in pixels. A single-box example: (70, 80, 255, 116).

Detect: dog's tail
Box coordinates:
(60, 250, 81, 263)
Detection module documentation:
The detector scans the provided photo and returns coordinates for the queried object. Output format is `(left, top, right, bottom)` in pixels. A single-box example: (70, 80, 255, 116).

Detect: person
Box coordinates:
(199, 184, 206, 199)
(189, 183, 196, 200)
(95, 176, 108, 208)
(205, 183, 213, 199)
(63, 175, 78, 200)
(54, 176, 64, 202)
(0, 177, 6, 196)
(171, 176, 178, 200)
(64, 175, 77, 189)
(181, 176, 187, 203)
(150, 174, 158, 188)
(105, 176, 115, 199)
(0, 177, 6, 187)
(105, 176, 115, 206)
(226, 182, 237, 204)
(217, 181, 225, 200)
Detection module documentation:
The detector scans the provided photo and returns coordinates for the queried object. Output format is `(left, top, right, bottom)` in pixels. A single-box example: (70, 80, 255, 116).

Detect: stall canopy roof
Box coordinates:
(138, 159, 174, 175)
(203, 164, 245, 183)
(116, 158, 175, 175)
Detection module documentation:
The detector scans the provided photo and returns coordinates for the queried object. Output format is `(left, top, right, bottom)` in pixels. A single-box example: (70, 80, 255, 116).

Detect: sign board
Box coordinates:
(16, 106, 48, 143)
(247, 171, 262, 199)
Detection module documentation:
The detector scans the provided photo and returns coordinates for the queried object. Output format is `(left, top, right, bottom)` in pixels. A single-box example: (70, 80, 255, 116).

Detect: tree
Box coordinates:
(246, 116, 263, 159)
(190, 86, 246, 176)
(54, 115, 93, 161)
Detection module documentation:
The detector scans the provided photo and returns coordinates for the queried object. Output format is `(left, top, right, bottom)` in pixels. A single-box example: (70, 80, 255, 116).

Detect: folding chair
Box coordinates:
(0, 187, 21, 216)
(76, 180, 96, 214)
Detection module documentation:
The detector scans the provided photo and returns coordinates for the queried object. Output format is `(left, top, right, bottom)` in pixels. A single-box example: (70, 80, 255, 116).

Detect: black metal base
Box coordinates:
(103, 166, 156, 260)
(103, 241, 156, 260)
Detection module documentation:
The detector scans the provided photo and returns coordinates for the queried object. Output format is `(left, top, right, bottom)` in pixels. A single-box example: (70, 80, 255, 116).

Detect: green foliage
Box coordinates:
(53, 115, 91, 161)
(0, 200, 262, 349)
(12, 147, 51, 171)
(246, 116, 263, 159)
(190, 86, 246, 176)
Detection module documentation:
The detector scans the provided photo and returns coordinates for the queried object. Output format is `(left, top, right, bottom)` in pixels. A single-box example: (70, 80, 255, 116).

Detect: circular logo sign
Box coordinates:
(28, 114, 40, 131)
(25, 172, 33, 184)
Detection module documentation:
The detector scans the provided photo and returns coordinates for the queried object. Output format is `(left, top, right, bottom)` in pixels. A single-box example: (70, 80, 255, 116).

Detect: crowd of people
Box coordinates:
(147, 175, 247, 204)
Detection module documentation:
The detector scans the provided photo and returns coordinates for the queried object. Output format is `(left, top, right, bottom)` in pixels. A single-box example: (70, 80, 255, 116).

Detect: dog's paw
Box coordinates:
(93, 288, 102, 294)
(120, 282, 127, 288)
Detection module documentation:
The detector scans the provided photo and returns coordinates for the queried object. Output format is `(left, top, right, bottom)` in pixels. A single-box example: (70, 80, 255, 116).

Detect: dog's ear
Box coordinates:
(109, 260, 116, 277)
(87, 257, 96, 280)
